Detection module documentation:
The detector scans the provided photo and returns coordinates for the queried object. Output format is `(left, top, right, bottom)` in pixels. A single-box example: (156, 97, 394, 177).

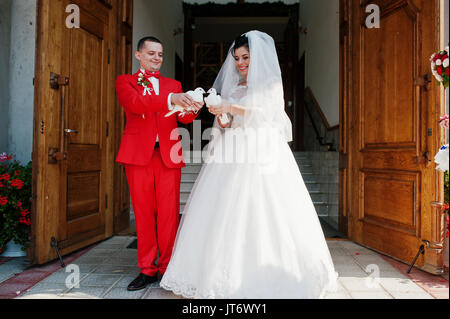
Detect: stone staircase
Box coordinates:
(179, 152, 340, 232)
(180, 163, 202, 213)
(293, 152, 339, 231)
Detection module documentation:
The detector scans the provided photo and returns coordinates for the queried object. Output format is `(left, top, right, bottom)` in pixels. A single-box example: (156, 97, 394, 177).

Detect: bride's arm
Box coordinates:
(211, 100, 245, 117)
(230, 103, 245, 116)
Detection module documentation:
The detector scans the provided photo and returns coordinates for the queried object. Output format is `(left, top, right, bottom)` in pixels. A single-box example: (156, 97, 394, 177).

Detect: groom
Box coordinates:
(115, 36, 203, 291)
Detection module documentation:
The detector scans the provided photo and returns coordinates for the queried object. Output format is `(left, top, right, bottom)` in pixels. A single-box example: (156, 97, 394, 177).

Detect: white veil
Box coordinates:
(211, 30, 292, 141)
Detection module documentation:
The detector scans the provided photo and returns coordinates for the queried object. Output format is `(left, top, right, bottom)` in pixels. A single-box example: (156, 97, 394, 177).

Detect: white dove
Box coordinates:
(165, 87, 206, 118)
(205, 88, 230, 125)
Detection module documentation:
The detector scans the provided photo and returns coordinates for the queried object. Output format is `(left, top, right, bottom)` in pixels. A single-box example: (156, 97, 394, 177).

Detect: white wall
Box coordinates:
(299, 0, 340, 127)
(0, 0, 12, 154)
(133, 0, 184, 78)
(7, 0, 36, 164)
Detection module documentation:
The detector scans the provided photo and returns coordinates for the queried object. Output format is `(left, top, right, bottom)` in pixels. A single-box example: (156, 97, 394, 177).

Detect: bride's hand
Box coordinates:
(208, 99, 232, 116)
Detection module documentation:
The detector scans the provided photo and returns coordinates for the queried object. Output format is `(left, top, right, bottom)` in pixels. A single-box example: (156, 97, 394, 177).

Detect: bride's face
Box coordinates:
(234, 46, 250, 78)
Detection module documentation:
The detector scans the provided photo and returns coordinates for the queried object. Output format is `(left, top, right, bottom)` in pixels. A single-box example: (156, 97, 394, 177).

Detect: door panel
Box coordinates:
(32, 0, 119, 264)
(346, 0, 444, 273)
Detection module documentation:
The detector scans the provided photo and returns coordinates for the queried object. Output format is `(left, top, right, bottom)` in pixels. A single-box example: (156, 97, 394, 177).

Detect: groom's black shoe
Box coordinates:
(127, 273, 158, 291)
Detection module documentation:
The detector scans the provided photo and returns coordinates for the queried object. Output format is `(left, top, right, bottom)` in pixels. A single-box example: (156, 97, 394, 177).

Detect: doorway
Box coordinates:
(183, 2, 302, 152)
(29, 0, 446, 275)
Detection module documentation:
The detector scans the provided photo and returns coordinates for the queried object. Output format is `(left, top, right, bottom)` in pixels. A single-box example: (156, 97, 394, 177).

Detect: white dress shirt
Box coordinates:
(141, 69, 174, 143)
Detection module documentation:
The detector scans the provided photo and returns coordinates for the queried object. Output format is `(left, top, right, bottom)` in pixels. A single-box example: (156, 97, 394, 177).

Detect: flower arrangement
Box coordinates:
(430, 47, 449, 88)
(137, 70, 153, 96)
(440, 114, 449, 129)
(0, 153, 32, 254)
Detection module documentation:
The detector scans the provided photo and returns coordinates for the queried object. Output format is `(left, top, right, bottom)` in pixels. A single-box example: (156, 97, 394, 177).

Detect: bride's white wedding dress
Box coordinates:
(160, 84, 339, 299)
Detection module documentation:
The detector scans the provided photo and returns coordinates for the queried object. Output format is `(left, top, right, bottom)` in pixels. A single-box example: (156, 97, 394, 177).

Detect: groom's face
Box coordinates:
(135, 41, 164, 72)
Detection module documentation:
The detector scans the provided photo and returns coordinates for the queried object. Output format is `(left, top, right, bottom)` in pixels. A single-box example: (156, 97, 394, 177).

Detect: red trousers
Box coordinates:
(125, 148, 181, 276)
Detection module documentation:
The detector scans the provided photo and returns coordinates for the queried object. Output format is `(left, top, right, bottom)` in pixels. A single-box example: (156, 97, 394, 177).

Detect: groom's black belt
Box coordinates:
(154, 142, 160, 149)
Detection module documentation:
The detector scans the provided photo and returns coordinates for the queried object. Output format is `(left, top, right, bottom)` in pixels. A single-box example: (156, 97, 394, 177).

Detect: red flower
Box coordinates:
(433, 54, 442, 62)
(16, 201, 22, 208)
(446, 68, 449, 76)
(19, 217, 32, 226)
(14, 170, 21, 176)
(0, 196, 7, 206)
(20, 209, 30, 217)
(0, 173, 10, 181)
(437, 66, 443, 75)
(0, 182, 4, 188)
(10, 179, 24, 189)
(0, 153, 12, 163)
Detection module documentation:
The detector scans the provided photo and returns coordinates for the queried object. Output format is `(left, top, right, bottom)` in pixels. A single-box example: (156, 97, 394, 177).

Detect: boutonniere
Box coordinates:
(137, 71, 153, 96)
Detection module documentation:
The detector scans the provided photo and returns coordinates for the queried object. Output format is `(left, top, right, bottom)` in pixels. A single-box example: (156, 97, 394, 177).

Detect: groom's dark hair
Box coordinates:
(137, 36, 162, 51)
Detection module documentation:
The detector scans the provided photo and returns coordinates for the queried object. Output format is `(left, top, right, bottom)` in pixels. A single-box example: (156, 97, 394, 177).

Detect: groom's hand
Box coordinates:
(171, 93, 195, 109)
(192, 100, 205, 113)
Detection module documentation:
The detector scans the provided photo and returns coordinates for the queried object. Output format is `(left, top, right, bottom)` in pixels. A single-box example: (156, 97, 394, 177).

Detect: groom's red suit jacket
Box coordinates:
(115, 72, 198, 168)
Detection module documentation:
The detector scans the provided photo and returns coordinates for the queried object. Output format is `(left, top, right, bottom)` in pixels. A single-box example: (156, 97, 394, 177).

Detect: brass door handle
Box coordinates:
(414, 73, 432, 90)
(48, 72, 69, 164)
(64, 129, 78, 134)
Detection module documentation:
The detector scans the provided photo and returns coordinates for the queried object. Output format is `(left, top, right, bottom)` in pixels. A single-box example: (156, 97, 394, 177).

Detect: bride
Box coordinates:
(160, 30, 338, 299)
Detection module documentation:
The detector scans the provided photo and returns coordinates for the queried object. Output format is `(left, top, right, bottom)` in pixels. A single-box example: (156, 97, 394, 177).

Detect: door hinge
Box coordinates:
(106, 121, 109, 137)
(108, 49, 111, 64)
(105, 194, 108, 209)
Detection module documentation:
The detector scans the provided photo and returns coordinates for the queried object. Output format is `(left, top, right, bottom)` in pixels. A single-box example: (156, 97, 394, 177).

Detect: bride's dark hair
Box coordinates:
(231, 34, 249, 58)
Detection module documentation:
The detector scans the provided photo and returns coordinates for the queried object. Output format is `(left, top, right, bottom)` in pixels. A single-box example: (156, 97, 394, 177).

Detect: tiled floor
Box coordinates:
(0, 236, 446, 299)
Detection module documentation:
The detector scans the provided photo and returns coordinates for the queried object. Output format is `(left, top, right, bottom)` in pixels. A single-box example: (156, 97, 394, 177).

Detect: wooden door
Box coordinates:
(32, 0, 119, 264)
(344, 0, 445, 273)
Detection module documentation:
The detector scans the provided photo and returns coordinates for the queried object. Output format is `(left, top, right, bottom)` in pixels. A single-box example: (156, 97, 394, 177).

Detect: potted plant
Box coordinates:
(0, 153, 32, 256)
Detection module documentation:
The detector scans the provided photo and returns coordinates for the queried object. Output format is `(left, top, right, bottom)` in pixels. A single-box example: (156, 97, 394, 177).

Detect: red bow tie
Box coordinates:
(144, 70, 160, 79)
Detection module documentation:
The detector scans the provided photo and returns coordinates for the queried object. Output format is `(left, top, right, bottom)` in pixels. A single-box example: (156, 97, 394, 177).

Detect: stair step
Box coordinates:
(181, 173, 198, 183)
(182, 165, 203, 174)
(180, 192, 190, 202)
(310, 192, 326, 202)
(180, 182, 194, 193)
(314, 203, 329, 216)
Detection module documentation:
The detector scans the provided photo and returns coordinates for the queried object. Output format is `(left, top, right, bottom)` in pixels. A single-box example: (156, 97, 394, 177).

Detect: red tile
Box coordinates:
(379, 254, 449, 299)
(0, 283, 32, 298)
(0, 243, 97, 299)
(5, 271, 50, 284)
